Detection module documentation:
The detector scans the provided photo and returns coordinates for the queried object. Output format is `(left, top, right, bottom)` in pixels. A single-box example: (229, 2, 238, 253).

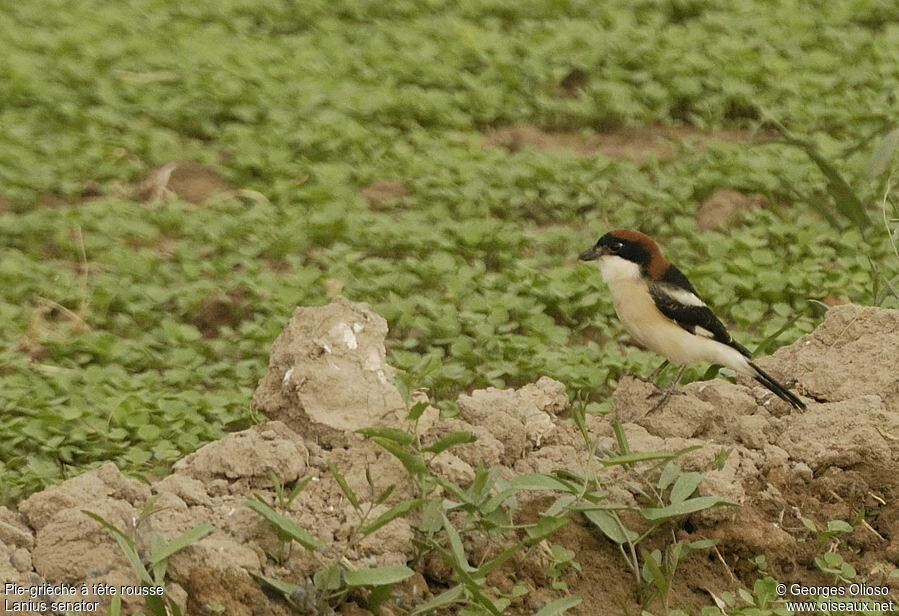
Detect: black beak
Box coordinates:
(578, 246, 604, 261)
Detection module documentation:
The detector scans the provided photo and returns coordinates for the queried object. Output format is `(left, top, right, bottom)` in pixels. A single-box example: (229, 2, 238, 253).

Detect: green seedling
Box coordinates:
(83, 498, 213, 616)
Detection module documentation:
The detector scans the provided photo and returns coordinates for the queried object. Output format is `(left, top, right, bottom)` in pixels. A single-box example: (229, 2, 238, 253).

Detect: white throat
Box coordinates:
(597, 255, 642, 283)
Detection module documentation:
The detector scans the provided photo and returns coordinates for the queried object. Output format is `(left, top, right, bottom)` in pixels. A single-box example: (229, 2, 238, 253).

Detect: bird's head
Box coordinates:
(578, 229, 668, 281)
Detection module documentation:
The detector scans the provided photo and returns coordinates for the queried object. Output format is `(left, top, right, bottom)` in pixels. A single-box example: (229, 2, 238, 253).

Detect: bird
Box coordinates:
(578, 228, 806, 410)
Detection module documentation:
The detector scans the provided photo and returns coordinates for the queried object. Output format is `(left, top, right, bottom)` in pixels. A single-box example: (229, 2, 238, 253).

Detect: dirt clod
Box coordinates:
(251, 296, 418, 444)
(191, 286, 251, 337)
(695, 189, 767, 230)
(137, 162, 234, 204)
(359, 179, 409, 209)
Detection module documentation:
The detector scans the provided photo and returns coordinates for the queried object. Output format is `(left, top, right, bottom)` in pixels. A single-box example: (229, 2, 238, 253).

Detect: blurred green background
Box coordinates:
(1, 0, 897, 501)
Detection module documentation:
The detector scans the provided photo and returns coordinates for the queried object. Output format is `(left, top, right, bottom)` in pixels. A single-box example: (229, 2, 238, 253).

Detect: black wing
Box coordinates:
(650, 266, 751, 358)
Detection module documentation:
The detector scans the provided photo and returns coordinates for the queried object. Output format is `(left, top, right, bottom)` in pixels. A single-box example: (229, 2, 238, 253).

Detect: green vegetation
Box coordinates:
(1, 0, 898, 501)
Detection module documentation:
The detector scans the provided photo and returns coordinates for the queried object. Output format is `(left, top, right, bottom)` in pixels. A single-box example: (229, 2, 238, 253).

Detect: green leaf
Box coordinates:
(344, 565, 415, 587)
(657, 462, 680, 492)
(314, 563, 344, 590)
(477, 541, 526, 577)
(534, 596, 582, 616)
(243, 499, 320, 550)
(107, 593, 122, 616)
(407, 400, 429, 421)
(285, 476, 312, 507)
(250, 573, 298, 597)
(825, 519, 853, 534)
(419, 499, 443, 533)
(371, 437, 428, 476)
(422, 431, 477, 454)
(431, 544, 501, 616)
(147, 592, 170, 616)
(359, 499, 422, 535)
(356, 427, 416, 445)
(686, 539, 718, 550)
(441, 511, 472, 572)
(410, 584, 464, 615)
(753, 314, 801, 357)
(641, 548, 668, 595)
(147, 524, 213, 568)
(525, 516, 568, 543)
(753, 576, 779, 608)
(479, 487, 518, 514)
(368, 583, 394, 611)
(611, 421, 630, 456)
(375, 483, 396, 506)
(583, 510, 637, 544)
(866, 127, 899, 180)
(328, 461, 359, 510)
(601, 450, 682, 466)
(137, 424, 162, 440)
(642, 497, 737, 521)
(669, 472, 702, 504)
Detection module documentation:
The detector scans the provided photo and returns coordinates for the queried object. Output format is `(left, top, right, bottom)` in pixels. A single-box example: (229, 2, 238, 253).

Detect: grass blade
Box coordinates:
(781, 136, 871, 232)
(753, 313, 801, 357)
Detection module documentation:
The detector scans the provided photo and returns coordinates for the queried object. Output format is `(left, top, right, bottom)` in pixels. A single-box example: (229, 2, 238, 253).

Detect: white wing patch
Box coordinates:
(694, 326, 716, 338)
(656, 283, 706, 308)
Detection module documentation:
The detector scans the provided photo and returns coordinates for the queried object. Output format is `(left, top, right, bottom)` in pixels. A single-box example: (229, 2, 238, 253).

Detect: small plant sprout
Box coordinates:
(247, 466, 417, 613)
(581, 422, 735, 611)
(83, 497, 213, 616)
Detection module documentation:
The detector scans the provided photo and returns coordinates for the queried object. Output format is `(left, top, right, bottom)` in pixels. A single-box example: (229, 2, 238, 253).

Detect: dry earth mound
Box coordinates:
(1, 300, 897, 615)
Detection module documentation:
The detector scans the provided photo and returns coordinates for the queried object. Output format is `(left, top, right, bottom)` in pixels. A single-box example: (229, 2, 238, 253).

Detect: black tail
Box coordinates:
(748, 361, 806, 410)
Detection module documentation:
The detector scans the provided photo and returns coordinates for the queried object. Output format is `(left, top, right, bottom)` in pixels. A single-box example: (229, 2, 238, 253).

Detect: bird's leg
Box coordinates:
(647, 364, 687, 413)
(635, 359, 669, 384)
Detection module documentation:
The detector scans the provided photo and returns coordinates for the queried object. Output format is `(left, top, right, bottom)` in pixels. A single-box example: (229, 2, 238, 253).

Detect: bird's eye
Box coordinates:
(609, 241, 623, 253)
